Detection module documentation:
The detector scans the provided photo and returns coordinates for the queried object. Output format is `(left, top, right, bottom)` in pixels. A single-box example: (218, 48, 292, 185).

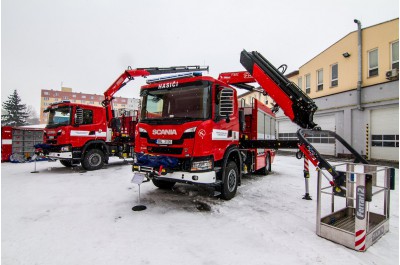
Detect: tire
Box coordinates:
(152, 178, 176, 190)
(257, 152, 271, 175)
(220, 161, 239, 200)
(82, 149, 105, 171)
(60, 160, 76, 167)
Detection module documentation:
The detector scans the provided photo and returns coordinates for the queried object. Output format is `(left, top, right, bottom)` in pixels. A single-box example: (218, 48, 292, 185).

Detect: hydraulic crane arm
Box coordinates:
(237, 50, 368, 189)
(103, 65, 209, 105)
(102, 65, 209, 120)
(240, 50, 318, 129)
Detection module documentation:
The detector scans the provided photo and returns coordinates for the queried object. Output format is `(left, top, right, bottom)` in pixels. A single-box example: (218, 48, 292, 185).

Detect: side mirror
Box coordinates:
(75, 108, 83, 125)
(219, 88, 234, 122)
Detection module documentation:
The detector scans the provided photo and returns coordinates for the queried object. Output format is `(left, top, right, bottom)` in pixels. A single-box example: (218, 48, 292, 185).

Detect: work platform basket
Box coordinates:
(316, 162, 395, 251)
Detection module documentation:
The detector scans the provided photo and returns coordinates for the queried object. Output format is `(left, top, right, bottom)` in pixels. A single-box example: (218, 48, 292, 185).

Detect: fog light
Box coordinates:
(192, 175, 199, 181)
(61, 145, 71, 152)
(191, 159, 213, 171)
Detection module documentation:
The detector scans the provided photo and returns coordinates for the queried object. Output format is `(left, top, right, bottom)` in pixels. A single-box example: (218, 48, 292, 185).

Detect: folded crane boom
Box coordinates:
(239, 49, 368, 187)
(240, 50, 318, 129)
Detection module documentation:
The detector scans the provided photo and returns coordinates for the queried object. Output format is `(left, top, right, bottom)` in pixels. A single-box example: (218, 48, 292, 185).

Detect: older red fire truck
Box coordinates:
(38, 66, 208, 170)
(132, 50, 369, 200)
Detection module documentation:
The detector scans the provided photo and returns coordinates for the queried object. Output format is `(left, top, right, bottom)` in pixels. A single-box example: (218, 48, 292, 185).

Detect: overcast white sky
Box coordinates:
(2, 0, 399, 115)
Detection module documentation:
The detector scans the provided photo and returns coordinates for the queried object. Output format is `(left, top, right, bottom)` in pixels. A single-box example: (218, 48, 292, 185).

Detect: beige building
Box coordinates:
(290, 18, 398, 98)
(239, 18, 399, 161)
(40, 87, 140, 123)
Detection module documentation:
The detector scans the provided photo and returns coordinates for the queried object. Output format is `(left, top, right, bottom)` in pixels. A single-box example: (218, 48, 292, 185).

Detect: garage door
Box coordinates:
(312, 115, 336, 156)
(277, 119, 299, 153)
(277, 115, 336, 156)
(371, 107, 399, 161)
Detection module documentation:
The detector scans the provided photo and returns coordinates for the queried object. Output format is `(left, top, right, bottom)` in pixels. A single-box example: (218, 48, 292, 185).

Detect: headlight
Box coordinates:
(61, 145, 71, 152)
(184, 127, 197, 133)
(191, 157, 213, 171)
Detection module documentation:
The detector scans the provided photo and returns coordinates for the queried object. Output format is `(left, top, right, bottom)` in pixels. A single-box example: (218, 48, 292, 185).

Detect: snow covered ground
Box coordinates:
(2, 155, 399, 265)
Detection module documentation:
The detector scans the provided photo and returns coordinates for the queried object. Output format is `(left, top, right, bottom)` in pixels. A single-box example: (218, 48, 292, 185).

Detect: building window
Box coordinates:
(43, 97, 49, 101)
(54, 92, 58, 96)
(82, 95, 86, 99)
(44, 91, 49, 95)
(317, 69, 323, 91)
(89, 101, 94, 104)
(297, 77, 302, 90)
(305, 74, 311, 94)
(372, 135, 399, 147)
(368, 48, 379, 77)
(331, 64, 338, 87)
(391, 41, 399, 69)
(63, 96, 69, 100)
(72, 94, 76, 98)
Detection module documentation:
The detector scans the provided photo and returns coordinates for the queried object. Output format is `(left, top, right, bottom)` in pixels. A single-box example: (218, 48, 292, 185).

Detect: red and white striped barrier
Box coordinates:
(355, 229, 366, 251)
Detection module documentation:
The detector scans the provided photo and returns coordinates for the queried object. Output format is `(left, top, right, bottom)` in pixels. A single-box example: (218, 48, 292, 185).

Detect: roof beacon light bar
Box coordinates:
(146, 72, 202, 84)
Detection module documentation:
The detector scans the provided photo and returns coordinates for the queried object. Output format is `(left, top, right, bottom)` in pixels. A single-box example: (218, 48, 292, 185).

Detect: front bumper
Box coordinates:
(133, 166, 217, 185)
(47, 152, 73, 159)
(157, 170, 217, 185)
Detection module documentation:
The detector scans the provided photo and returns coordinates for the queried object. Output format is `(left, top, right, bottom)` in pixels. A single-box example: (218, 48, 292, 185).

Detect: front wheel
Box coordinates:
(60, 160, 79, 167)
(152, 178, 176, 190)
(82, 149, 105, 171)
(220, 161, 239, 200)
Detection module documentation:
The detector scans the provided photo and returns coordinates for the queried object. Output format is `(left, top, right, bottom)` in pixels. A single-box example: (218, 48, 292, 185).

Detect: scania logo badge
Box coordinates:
(152, 129, 177, 135)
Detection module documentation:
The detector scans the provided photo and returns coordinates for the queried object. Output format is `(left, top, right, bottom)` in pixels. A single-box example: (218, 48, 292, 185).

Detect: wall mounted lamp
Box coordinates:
(342, 52, 351, 58)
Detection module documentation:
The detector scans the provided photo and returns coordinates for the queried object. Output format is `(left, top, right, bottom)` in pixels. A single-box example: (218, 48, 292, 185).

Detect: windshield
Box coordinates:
(45, 106, 72, 128)
(140, 81, 211, 123)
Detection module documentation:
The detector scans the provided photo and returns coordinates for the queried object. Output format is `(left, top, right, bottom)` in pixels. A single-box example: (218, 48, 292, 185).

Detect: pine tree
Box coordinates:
(1, 90, 30, 126)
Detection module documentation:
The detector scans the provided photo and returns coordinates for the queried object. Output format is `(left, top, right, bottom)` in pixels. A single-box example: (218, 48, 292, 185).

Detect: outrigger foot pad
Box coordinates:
(132, 205, 147, 211)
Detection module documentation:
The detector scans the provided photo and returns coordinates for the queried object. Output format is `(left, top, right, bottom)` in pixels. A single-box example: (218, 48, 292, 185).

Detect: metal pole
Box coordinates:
(316, 170, 322, 236)
(303, 157, 312, 200)
(354, 19, 364, 111)
(31, 155, 39, 173)
(138, 184, 141, 205)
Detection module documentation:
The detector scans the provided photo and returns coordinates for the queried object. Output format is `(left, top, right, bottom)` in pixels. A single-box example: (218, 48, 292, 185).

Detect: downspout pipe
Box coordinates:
(354, 19, 364, 111)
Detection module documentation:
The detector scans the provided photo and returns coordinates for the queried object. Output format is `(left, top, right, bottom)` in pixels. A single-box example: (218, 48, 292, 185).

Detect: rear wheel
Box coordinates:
(220, 161, 239, 200)
(152, 179, 176, 190)
(82, 149, 105, 171)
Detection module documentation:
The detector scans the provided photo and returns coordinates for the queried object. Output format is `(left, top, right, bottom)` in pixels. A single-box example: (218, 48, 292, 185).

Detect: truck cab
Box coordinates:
(42, 101, 108, 167)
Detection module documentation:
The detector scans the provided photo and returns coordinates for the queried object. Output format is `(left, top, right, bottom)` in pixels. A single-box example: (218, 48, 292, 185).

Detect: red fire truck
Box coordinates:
(132, 50, 369, 200)
(38, 66, 208, 170)
(133, 71, 289, 200)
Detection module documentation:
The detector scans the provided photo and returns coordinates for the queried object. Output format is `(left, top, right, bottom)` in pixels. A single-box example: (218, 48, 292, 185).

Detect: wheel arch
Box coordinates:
(81, 140, 109, 161)
(221, 145, 242, 186)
